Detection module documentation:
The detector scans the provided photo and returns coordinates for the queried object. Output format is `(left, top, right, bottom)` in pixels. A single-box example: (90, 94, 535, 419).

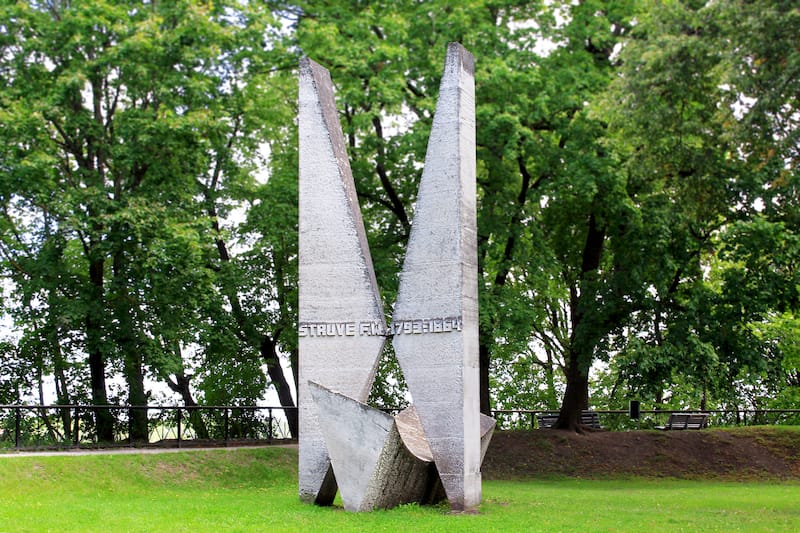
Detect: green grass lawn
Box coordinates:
(1, 447, 798, 532)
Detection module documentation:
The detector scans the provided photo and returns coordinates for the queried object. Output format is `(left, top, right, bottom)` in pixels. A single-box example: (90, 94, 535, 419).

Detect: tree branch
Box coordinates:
(371, 115, 411, 233)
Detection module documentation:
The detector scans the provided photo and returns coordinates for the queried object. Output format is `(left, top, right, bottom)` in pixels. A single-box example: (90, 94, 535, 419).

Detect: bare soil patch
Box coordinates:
(482, 427, 800, 481)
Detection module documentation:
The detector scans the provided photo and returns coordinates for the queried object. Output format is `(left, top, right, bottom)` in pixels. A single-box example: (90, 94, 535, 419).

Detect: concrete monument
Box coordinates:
(298, 43, 492, 513)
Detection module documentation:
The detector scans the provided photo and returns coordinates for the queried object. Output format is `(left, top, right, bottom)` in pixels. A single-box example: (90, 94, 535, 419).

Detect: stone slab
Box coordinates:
(391, 42, 481, 511)
(298, 57, 386, 504)
(309, 382, 436, 512)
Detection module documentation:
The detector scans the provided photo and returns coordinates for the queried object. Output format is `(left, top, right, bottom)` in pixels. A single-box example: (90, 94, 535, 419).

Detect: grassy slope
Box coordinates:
(0, 429, 799, 532)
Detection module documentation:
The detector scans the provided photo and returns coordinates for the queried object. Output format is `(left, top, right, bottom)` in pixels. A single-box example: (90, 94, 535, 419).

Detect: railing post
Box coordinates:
(14, 407, 21, 449)
(177, 408, 182, 449)
(224, 408, 229, 446)
(128, 406, 133, 446)
(268, 408, 273, 444)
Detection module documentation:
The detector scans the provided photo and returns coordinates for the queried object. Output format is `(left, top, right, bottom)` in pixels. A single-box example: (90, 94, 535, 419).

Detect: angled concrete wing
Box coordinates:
(391, 43, 482, 511)
(309, 382, 436, 512)
(298, 57, 387, 505)
(479, 413, 497, 464)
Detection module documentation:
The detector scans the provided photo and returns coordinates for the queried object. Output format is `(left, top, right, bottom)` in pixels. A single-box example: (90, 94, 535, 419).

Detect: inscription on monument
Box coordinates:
(299, 316, 463, 337)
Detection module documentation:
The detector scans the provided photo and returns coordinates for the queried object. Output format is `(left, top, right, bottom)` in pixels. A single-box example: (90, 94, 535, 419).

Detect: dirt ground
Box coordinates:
(482, 427, 800, 481)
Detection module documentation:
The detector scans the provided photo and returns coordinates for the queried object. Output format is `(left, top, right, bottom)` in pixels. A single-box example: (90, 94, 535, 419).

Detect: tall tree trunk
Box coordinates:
(52, 339, 72, 442)
(544, 349, 559, 410)
(36, 361, 60, 442)
(273, 242, 300, 426)
(124, 354, 148, 442)
(113, 251, 148, 442)
(87, 256, 114, 442)
(167, 372, 209, 440)
(262, 337, 298, 439)
(700, 384, 708, 412)
(44, 217, 72, 440)
(556, 210, 606, 431)
(290, 347, 299, 395)
(557, 348, 590, 431)
(476, 158, 540, 416)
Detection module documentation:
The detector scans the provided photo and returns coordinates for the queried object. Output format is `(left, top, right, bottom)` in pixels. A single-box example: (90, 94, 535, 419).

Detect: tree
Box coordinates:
(0, 1, 292, 440)
(596, 0, 799, 416)
(2, 0, 794, 440)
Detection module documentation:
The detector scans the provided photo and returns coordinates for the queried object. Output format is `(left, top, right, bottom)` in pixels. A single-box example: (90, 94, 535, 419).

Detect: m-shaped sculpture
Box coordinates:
(298, 43, 494, 513)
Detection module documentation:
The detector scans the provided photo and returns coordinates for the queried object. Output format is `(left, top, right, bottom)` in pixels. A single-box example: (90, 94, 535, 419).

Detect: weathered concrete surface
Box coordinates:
(397, 406, 495, 465)
(395, 405, 434, 462)
(391, 43, 481, 511)
(298, 57, 386, 505)
(309, 382, 435, 512)
(395, 406, 495, 506)
(479, 413, 497, 464)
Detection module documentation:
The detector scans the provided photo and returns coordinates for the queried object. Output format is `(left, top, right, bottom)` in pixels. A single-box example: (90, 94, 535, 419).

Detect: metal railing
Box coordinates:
(0, 404, 297, 451)
(3, 404, 798, 451)
(490, 408, 800, 431)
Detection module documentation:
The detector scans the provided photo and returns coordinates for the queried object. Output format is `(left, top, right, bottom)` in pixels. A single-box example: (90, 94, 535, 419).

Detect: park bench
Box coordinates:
(655, 412, 709, 430)
(536, 411, 603, 430)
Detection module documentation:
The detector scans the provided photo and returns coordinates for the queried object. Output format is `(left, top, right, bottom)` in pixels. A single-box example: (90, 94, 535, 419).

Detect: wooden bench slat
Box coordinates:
(656, 413, 709, 431)
(536, 411, 603, 429)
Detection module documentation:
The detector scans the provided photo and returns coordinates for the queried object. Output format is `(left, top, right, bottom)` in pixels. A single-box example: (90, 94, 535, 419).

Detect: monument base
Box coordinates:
(309, 381, 495, 512)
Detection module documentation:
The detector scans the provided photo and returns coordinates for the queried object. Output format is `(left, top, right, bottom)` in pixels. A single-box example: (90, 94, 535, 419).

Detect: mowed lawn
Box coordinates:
(1, 447, 798, 532)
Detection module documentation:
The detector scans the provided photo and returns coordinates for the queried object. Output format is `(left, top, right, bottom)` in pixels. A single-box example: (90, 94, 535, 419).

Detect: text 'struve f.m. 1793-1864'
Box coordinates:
(298, 316, 464, 338)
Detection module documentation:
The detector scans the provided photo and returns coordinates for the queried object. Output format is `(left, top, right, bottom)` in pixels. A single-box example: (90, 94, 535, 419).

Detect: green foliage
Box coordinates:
(592, 0, 799, 415)
(0, 341, 26, 403)
(0, 0, 797, 424)
(367, 345, 409, 410)
(0, 1, 294, 412)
